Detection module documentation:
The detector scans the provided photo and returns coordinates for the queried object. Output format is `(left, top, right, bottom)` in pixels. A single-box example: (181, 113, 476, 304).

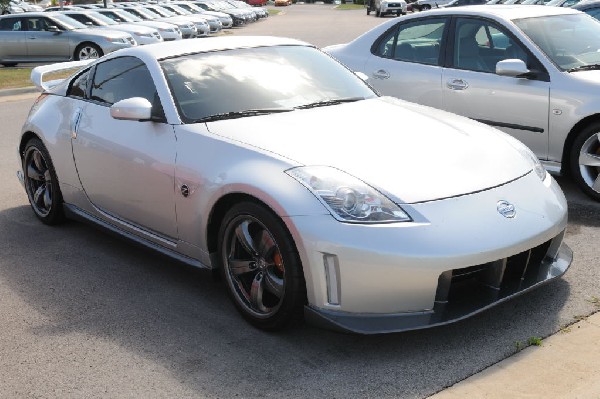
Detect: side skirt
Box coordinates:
(63, 203, 210, 270)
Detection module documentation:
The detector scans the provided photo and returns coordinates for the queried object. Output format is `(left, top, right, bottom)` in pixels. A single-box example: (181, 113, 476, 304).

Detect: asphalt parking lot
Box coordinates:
(1, 5, 599, 398)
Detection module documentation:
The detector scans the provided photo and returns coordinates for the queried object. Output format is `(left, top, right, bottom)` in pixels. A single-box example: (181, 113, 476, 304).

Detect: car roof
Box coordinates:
(419, 4, 580, 20)
(112, 36, 311, 61)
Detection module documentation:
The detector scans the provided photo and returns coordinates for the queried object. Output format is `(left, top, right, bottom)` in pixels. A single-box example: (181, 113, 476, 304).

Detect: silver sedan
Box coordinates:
(325, 6, 600, 201)
(18, 37, 571, 333)
(0, 12, 135, 66)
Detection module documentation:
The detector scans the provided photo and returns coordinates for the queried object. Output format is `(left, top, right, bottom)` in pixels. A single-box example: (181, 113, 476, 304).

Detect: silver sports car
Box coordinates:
(18, 37, 572, 333)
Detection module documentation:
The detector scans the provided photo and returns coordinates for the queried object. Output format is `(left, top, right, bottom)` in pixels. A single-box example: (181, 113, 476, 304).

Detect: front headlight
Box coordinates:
(105, 37, 126, 44)
(286, 166, 411, 223)
(502, 134, 547, 181)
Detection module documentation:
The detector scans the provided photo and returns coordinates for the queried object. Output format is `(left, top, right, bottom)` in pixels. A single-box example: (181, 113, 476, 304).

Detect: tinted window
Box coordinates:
(583, 7, 600, 21)
(90, 57, 157, 106)
(453, 18, 531, 73)
(374, 18, 446, 65)
(24, 17, 53, 31)
(68, 69, 91, 99)
(0, 17, 22, 31)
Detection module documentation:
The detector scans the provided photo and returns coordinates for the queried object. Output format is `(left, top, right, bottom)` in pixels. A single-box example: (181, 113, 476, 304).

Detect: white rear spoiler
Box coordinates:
(31, 59, 95, 92)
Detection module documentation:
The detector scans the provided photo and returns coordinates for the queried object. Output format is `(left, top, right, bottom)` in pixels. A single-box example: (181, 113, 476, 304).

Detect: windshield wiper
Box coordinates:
(193, 108, 293, 123)
(294, 97, 364, 110)
(567, 64, 600, 73)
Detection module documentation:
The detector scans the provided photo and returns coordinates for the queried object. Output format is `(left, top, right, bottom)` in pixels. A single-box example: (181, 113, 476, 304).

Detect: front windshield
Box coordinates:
(49, 13, 88, 30)
(167, 5, 191, 14)
(126, 7, 161, 19)
(114, 9, 142, 22)
(147, 6, 176, 17)
(161, 45, 376, 123)
(181, 3, 204, 12)
(515, 13, 600, 71)
(88, 11, 118, 25)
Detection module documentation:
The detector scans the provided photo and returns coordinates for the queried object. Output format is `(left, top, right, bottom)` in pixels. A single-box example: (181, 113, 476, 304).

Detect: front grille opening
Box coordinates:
(434, 239, 554, 318)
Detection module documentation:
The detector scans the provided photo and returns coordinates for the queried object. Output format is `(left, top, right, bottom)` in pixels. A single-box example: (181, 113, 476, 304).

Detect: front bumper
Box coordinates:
(285, 172, 570, 334)
(306, 239, 571, 334)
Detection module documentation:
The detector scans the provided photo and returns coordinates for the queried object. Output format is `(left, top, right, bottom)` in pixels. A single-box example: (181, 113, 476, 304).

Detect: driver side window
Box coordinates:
(89, 57, 158, 106)
(453, 18, 530, 73)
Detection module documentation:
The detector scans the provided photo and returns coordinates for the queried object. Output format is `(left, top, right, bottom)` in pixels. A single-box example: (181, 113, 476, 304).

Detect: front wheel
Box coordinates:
(569, 123, 600, 201)
(422, 4, 431, 9)
(74, 43, 103, 61)
(218, 201, 306, 330)
(23, 138, 65, 225)
(2, 62, 17, 67)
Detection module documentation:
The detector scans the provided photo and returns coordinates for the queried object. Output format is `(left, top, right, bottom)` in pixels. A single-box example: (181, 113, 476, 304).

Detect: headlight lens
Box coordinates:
(105, 37, 126, 43)
(286, 166, 411, 223)
(502, 134, 547, 181)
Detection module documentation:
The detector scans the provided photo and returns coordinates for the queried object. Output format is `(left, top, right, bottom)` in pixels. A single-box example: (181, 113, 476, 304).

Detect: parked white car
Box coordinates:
(19, 37, 571, 333)
(325, 6, 600, 201)
(368, 0, 408, 17)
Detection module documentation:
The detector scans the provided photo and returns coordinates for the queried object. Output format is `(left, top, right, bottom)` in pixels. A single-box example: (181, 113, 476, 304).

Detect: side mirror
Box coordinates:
(496, 59, 530, 78)
(47, 25, 61, 32)
(110, 97, 152, 121)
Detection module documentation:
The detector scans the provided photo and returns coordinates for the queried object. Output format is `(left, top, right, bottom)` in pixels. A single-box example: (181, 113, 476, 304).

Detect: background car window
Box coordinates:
(584, 8, 600, 20)
(24, 17, 51, 31)
(68, 69, 91, 99)
(454, 18, 529, 73)
(375, 18, 446, 65)
(90, 57, 158, 106)
(0, 17, 22, 31)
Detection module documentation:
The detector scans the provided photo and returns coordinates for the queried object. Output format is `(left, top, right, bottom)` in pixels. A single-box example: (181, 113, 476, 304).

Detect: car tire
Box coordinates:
(569, 123, 600, 201)
(2, 62, 17, 67)
(367, 7, 371, 14)
(422, 4, 431, 9)
(22, 138, 65, 225)
(376, 8, 381, 16)
(74, 43, 103, 61)
(218, 201, 306, 331)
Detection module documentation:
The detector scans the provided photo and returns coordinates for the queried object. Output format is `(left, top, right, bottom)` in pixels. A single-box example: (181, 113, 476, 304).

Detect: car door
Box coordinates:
(363, 17, 449, 110)
(71, 56, 178, 240)
(0, 17, 27, 61)
(441, 17, 550, 159)
(23, 16, 71, 61)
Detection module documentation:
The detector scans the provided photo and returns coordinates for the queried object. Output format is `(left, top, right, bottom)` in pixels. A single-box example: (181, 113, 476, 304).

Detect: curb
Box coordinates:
(0, 86, 39, 97)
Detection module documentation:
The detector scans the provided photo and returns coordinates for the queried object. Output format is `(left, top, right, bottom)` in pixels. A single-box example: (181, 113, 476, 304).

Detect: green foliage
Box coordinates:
(528, 336, 543, 346)
(0, 0, 11, 11)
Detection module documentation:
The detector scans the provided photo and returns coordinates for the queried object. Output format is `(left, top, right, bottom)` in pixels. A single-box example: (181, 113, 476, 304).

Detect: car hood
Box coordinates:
(77, 27, 130, 38)
(568, 69, 600, 84)
(205, 97, 533, 204)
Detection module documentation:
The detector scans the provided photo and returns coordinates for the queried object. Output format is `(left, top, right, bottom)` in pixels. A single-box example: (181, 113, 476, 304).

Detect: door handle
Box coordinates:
(71, 108, 82, 139)
(447, 78, 469, 90)
(373, 69, 390, 80)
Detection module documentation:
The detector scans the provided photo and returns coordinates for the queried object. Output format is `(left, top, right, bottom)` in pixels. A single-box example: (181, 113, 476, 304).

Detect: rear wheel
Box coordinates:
(22, 138, 65, 225)
(74, 43, 103, 61)
(2, 62, 17, 67)
(570, 123, 600, 201)
(422, 4, 431, 9)
(218, 201, 306, 331)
